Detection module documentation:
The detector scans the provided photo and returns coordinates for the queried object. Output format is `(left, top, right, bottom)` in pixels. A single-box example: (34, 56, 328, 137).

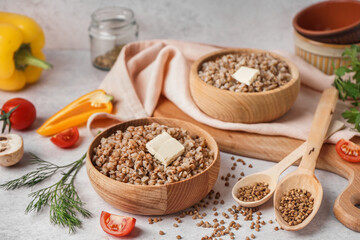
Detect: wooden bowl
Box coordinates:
(190, 48, 300, 123)
(86, 117, 220, 215)
(294, 31, 360, 75)
(293, 0, 360, 44)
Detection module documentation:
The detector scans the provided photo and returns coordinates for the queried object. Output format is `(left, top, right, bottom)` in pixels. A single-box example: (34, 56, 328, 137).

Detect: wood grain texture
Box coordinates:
(189, 48, 300, 123)
(274, 87, 337, 231)
(231, 120, 344, 209)
(86, 117, 220, 215)
(273, 169, 323, 231)
(298, 87, 338, 172)
(153, 96, 360, 232)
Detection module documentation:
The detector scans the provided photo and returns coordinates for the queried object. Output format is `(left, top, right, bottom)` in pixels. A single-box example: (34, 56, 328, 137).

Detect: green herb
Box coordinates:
(333, 45, 360, 132)
(0, 153, 91, 233)
(0, 105, 19, 133)
(1, 153, 73, 190)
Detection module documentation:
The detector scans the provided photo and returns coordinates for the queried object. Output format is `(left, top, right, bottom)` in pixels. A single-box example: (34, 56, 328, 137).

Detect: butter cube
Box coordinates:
(232, 66, 260, 85)
(146, 132, 185, 166)
(146, 132, 171, 156)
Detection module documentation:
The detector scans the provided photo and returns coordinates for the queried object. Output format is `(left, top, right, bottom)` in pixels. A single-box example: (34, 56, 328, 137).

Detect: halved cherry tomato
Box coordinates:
(100, 211, 136, 237)
(335, 139, 360, 163)
(50, 127, 79, 148)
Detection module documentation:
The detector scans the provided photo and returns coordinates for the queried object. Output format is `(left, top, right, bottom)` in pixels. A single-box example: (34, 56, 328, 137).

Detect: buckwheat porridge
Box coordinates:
(92, 123, 215, 185)
(198, 52, 292, 92)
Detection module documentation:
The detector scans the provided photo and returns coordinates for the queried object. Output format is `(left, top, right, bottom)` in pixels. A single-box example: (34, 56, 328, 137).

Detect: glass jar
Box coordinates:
(89, 7, 139, 70)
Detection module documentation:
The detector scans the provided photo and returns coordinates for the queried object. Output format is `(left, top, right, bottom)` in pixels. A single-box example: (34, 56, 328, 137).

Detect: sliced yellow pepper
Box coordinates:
(37, 90, 113, 136)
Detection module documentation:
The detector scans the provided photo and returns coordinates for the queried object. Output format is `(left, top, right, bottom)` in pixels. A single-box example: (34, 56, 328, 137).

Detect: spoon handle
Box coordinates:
(298, 87, 338, 172)
(271, 120, 344, 176)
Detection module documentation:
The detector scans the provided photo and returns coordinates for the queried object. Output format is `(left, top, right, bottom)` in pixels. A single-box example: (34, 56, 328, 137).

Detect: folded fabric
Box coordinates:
(88, 39, 359, 143)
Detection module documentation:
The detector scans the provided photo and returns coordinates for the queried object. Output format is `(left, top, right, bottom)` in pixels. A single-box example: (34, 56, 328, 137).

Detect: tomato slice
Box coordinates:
(100, 211, 136, 237)
(50, 127, 79, 148)
(335, 139, 360, 163)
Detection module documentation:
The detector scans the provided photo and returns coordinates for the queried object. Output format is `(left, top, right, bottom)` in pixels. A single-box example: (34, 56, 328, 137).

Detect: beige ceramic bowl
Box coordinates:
(294, 31, 360, 75)
(86, 117, 220, 215)
(190, 48, 300, 123)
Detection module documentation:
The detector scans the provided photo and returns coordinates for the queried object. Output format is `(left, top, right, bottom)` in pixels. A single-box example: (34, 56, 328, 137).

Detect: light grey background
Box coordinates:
(1, 0, 359, 239)
(2, 0, 319, 51)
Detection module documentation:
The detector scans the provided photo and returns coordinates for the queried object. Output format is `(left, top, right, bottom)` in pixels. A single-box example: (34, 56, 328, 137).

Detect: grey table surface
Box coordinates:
(1, 0, 359, 239)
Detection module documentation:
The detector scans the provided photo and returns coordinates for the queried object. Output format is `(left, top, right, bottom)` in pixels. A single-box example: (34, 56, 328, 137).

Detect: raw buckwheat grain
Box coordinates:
(279, 188, 314, 226)
(236, 182, 270, 202)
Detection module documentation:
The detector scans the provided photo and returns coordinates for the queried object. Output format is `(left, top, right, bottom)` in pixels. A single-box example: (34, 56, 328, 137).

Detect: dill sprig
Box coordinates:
(0, 153, 92, 233)
(0, 153, 77, 190)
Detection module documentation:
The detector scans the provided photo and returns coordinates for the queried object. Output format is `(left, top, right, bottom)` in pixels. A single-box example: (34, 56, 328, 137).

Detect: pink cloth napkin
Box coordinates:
(88, 39, 359, 143)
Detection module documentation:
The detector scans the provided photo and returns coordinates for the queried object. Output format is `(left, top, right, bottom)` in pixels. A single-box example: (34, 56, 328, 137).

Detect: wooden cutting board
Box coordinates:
(153, 96, 360, 232)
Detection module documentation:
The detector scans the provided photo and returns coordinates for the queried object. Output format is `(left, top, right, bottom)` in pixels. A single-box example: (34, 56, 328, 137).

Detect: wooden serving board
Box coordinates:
(153, 96, 360, 232)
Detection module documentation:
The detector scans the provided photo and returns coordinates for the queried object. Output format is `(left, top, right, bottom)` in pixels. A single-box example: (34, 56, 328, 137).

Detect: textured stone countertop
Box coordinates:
(1, 0, 359, 239)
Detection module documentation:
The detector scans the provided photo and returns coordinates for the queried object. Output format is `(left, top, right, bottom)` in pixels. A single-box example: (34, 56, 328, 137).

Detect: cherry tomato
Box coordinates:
(50, 127, 79, 148)
(335, 139, 360, 163)
(1, 98, 36, 130)
(100, 211, 136, 237)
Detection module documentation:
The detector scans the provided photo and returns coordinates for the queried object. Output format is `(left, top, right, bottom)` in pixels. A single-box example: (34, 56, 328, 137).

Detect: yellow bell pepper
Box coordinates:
(0, 12, 52, 91)
(37, 90, 113, 136)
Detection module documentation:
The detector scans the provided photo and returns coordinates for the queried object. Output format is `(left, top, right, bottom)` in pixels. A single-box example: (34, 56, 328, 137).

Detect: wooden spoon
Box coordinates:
(273, 87, 338, 231)
(231, 120, 344, 208)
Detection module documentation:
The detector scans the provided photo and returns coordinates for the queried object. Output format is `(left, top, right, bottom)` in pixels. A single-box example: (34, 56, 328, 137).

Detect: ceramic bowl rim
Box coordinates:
(293, 0, 360, 37)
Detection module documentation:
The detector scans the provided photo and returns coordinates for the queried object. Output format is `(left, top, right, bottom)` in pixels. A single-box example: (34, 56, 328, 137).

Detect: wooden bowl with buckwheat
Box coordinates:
(190, 48, 300, 123)
(86, 117, 220, 215)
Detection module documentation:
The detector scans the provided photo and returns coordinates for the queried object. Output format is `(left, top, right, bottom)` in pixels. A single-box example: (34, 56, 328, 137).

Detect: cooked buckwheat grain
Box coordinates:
(198, 53, 292, 92)
(92, 123, 214, 185)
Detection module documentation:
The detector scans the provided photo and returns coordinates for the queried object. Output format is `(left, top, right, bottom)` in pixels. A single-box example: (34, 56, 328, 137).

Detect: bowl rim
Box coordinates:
(86, 117, 220, 189)
(191, 48, 300, 97)
(293, 0, 360, 37)
(294, 30, 360, 49)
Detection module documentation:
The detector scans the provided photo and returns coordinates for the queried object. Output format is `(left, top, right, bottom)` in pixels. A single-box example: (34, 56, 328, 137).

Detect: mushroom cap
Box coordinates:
(0, 134, 24, 167)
